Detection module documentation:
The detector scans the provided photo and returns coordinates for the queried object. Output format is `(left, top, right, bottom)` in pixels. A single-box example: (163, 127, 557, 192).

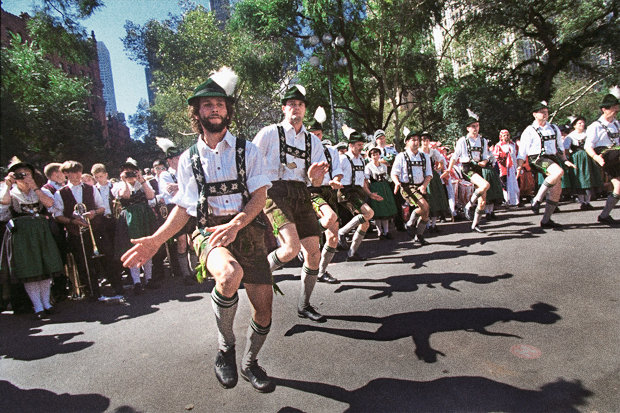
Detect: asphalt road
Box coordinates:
(1, 200, 619, 413)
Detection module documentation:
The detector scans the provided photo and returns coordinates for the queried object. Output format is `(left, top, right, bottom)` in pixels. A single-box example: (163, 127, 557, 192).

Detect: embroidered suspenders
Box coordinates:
(345, 154, 365, 185)
(323, 147, 333, 180)
(277, 126, 311, 172)
(465, 137, 483, 162)
(531, 125, 559, 156)
(405, 151, 426, 185)
(189, 139, 249, 231)
(595, 120, 620, 147)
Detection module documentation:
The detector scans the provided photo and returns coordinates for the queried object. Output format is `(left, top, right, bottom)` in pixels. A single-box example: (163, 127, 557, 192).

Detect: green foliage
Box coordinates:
(0, 33, 102, 167)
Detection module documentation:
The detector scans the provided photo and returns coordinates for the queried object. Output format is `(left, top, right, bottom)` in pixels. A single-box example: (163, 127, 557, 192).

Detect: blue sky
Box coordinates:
(3, 0, 212, 136)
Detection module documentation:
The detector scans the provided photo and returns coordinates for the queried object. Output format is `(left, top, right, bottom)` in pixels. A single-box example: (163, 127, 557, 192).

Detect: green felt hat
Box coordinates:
(281, 85, 308, 105)
(531, 100, 550, 113)
(188, 67, 238, 105)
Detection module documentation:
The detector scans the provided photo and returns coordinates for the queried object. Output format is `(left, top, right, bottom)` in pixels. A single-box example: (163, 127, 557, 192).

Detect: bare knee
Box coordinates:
(215, 262, 243, 296)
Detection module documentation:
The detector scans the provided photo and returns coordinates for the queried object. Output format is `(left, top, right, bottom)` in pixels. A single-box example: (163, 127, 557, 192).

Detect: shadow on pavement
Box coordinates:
(363, 249, 496, 269)
(334, 272, 513, 298)
(0, 326, 93, 361)
(285, 303, 560, 363)
(0, 380, 110, 412)
(272, 375, 592, 412)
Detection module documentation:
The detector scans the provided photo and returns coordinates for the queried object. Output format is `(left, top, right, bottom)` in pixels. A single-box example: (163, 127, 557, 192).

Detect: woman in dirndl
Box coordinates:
(493, 130, 520, 206)
(112, 158, 156, 294)
(565, 116, 603, 210)
(420, 133, 451, 232)
(365, 147, 397, 238)
(1, 158, 63, 320)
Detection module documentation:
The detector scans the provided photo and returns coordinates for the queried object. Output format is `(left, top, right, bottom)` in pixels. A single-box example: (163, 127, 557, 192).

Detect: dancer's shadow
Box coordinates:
(0, 380, 110, 412)
(334, 272, 513, 298)
(433, 230, 539, 248)
(0, 324, 94, 361)
(273, 376, 592, 412)
(285, 303, 560, 363)
(363, 249, 495, 269)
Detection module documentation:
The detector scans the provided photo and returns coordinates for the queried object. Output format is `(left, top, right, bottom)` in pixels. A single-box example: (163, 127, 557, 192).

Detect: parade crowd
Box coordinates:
(1, 67, 618, 393)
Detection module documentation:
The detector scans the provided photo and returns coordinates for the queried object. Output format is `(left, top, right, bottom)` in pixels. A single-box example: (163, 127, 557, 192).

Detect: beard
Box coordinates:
(199, 114, 230, 133)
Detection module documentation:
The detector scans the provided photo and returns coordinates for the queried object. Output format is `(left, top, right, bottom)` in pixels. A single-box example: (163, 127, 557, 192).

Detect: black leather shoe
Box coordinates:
(133, 283, 142, 295)
(346, 252, 367, 262)
(384, 232, 393, 239)
(240, 360, 275, 393)
(414, 235, 430, 246)
(297, 305, 327, 322)
(540, 219, 562, 229)
(44, 307, 55, 315)
(405, 225, 415, 238)
(597, 215, 617, 225)
(214, 347, 238, 389)
(318, 272, 340, 284)
(531, 200, 541, 214)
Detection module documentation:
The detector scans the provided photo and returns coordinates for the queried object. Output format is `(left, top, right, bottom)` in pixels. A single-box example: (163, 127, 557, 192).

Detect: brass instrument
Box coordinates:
(64, 252, 84, 299)
(74, 203, 102, 258)
(112, 197, 123, 219)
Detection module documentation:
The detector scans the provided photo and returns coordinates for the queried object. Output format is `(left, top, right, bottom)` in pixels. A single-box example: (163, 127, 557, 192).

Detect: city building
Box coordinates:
(97, 41, 118, 115)
(1, 8, 130, 148)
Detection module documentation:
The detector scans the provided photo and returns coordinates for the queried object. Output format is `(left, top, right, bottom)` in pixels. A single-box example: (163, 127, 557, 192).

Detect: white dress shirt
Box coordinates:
(585, 117, 620, 150)
(253, 121, 326, 183)
(517, 121, 562, 160)
(53, 182, 105, 217)
(339, 151, 366, 186)
(391, 149, 432, 184)
(173, 132, 271, 217)
(453, 135, 490, 163)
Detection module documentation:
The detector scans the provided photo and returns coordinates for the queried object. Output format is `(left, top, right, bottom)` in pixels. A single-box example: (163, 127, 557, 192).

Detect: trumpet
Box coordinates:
(74, 203, 102, 258)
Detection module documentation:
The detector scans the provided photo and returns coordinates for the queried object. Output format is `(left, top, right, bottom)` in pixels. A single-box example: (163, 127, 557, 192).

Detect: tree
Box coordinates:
(0, 34, 102, 167)
(122, 4, 297, 147)
(448, 0, 619, 101)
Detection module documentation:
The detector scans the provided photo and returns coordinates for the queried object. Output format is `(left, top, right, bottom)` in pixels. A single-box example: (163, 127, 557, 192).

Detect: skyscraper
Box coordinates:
(97, 41, 117, 115)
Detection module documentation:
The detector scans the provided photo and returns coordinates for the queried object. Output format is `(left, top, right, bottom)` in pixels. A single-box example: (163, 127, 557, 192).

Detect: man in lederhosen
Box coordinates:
(391, 129, 433, 246)
(517, 101, 576, 228)
(155, 137, 195, 283)
(253, 85, 330, 323)
(306, 107, 343, 284)
(337, 125, 383, 259)
(585, 88, 620, 225)
(447, 110, 491, 233)
(122, 68, 276, 392)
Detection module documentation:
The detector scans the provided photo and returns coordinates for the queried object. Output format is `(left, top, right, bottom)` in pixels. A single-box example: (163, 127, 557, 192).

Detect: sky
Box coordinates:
(2, 0, 213, 137)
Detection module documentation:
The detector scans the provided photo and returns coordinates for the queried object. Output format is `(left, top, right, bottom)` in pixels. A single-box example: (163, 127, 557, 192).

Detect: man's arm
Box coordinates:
(121, 205, 191, 268)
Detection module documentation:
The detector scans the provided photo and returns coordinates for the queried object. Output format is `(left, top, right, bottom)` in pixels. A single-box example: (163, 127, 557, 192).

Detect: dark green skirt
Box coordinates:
(569, 149, 603, 190)
(115, 203, 155, 260)
(368, 181, 397, 219)
(426, 171, 451, 216)
(481, 167, 504, 204)
(4, 216, 63, 282)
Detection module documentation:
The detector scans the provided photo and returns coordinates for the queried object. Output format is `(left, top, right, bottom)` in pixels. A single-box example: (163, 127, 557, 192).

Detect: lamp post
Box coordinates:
(309, 33, 347, 143)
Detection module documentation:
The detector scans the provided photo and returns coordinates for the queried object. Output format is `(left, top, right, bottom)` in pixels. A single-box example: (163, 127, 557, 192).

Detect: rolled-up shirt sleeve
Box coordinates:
(172, 151, 199, 216)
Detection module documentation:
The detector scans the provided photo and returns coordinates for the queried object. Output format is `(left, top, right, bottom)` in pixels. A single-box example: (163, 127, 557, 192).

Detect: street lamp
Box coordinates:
(309, 33, 347, 142)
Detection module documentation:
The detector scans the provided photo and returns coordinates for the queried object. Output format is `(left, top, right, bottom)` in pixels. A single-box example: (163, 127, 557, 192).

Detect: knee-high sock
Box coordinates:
(470, 190, 482, 205)
(406, 211, 418, 227)
(339, 214, 366, 236)
(24, 281, 44, 313)
(242, 319, 271, 369)
(429, 216, 437, 227)
(40, 279, 52, 310)
(318, 245, 337, 276)
(348, 229, 366, 256)
(585, 189, 593, 203)
(534, 179, 554, 203)
(130, 267, 141, 284)
(416, 219, 428, 236)
(299, 266, 318, 309)
(177, 251, 192, 278)
(485, 203, 494, 213)
(268, 250, 284, 272)
(472, 208, 484, 228)
(143, 259, 152, 281)
(211, 289, 238, 352)
(374, 220, 382, 235)
(600, 192, 620, 218)
(541, 199, 558, 223)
